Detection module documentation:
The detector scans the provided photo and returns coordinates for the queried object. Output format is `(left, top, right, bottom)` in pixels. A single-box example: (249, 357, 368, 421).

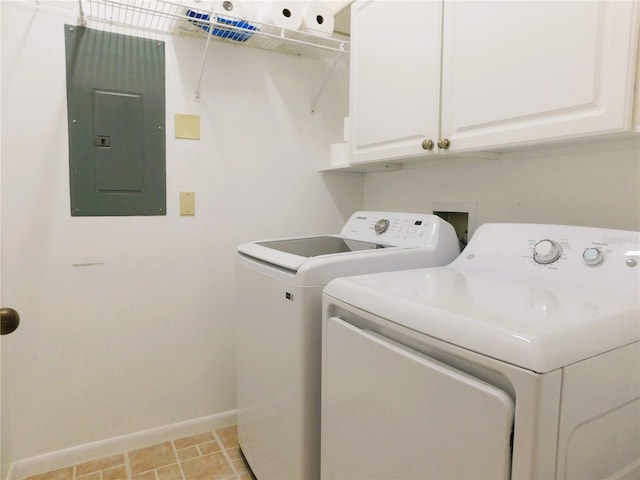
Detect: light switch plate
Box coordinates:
(180, 192, 195, 216)
(175, 114, 200, 140)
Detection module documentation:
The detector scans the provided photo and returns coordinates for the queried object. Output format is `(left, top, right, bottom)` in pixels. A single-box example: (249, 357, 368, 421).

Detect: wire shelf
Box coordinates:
(40, 0, 349, 105)
(79, 0, 350, 59)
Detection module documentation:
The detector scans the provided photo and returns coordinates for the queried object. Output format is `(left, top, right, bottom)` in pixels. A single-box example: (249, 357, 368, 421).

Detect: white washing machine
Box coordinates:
(321, 223, 640, 480)
(235, 211, 461, 480)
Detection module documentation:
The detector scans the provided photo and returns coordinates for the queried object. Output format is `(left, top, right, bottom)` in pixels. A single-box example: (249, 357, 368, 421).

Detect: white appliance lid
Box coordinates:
(256, 236, 389, 258)
(237, 211, 459, 273)
(324, 223, 640, 373)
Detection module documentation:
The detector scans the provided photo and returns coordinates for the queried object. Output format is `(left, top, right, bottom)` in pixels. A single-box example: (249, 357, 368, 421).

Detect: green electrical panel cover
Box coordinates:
(65, 25, 166, 216)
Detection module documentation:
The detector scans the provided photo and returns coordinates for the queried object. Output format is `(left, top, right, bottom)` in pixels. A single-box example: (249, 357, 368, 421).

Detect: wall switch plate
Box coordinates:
(180, 192, 195, 216)
(175, 114, 200, 140)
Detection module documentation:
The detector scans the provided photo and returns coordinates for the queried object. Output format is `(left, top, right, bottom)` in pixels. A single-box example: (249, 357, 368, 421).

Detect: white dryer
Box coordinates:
(322, 223, 640, 479)
(235, 211, 461, 480)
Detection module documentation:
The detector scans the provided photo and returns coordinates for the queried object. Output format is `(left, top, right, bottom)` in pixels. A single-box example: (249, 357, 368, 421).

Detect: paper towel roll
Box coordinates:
(258, 2, 303, 30)
(301, 2, 334, 36)
(211, 0, 247, 19)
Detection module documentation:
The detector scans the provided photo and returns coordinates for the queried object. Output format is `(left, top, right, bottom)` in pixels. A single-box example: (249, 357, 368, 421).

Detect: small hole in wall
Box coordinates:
(434, 211, 469, 252)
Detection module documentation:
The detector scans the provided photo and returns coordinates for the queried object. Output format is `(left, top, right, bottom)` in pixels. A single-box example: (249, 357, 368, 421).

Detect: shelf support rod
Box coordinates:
(311, 52, 344, 113)
(195, 21, 215, 101)
(77, 0, 86, 26)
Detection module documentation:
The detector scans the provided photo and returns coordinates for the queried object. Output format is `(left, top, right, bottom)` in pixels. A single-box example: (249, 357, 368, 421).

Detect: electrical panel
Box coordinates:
(65, 26, 166, 216)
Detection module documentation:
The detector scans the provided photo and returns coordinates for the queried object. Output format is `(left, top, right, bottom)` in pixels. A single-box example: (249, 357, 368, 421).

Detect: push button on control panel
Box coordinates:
(582, 247, 604, 266)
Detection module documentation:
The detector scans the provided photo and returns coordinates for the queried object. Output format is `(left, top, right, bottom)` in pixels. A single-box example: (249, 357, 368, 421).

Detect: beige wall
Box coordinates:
(364, 138, 640, 236)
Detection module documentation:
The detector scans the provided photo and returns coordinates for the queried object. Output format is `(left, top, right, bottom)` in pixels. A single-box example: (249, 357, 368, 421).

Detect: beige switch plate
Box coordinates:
(175, 114, 200, 140)
(180, 192, 195, 216)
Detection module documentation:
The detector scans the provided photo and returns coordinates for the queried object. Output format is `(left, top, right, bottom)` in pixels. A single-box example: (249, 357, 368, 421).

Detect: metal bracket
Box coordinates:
(311, 52, 346, 113)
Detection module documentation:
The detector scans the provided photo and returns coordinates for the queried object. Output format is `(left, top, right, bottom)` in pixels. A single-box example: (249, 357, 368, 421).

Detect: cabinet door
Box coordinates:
(349, 1, 442, 164)
(441, 1, 639, 152)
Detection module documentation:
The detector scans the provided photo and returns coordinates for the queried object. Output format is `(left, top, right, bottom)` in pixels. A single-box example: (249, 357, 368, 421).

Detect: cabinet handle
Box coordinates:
(437, 138, 451, 150)
(421, 139, 434, 151)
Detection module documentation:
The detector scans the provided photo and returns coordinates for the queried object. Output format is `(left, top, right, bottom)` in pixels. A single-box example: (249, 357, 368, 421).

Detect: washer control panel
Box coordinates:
(461, 223, 639, 277)
(528, 236, 637, 269)
(528, 233, 639, 269)
(340, 211, 455, 248)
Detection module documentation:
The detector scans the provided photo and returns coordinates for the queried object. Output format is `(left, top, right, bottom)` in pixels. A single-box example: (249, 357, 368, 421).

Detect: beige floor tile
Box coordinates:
(174, 432, 215, 449)
(156, 463, 183, 480)
(102, 464, 128, 480)
(128, 442, 177, 475)
(215, 426, 238, 449)
(75, 454, 125, 476)
(76, 473, 100, 480)
(176, 446, 200, 462)
(180, 452, 235, 480)
(23, 467, 73, 480)
(199, 441, 222, 455)
(225, 447, 241, 461)
(131, 472, 156, 480)
(232, 458, 249, 473)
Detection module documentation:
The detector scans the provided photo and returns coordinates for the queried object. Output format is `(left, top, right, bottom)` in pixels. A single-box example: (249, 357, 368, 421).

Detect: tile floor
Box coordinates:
(22, 425, 256, 480)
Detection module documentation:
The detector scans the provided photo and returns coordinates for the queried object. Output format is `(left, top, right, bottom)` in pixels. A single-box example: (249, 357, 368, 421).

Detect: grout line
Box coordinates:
(170, 440, 187, 480)
(212, 430, 241, 480)
(123, 450, 132, 480)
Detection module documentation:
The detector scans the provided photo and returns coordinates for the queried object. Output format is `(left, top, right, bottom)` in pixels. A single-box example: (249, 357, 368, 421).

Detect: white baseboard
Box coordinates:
(5, 410, 237, 480)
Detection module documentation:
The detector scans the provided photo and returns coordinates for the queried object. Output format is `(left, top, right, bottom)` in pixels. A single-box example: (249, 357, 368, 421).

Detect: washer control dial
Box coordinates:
(533, 239, 562, 264)
(374, 218, 390, 235)
(583, 247, 604, 266)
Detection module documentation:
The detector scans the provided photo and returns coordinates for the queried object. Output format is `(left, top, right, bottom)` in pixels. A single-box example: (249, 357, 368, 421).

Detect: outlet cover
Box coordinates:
(175, 114, 200, 140)
(180, 192, 195, 216)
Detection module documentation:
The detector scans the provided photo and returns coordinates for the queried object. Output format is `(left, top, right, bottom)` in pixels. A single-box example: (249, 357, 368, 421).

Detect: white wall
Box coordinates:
(0, 1, 360, 471)
(364, 138, 640, 235)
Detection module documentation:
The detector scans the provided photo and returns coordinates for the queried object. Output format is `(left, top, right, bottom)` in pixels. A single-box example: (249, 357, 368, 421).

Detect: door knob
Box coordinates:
(1, 308, 20, 335)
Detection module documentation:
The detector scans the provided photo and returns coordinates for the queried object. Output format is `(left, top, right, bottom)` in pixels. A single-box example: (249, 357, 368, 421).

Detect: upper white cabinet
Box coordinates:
(441, 1, 638, 152)
(349, 1, 442, 163)
(347, 0, 639, 165)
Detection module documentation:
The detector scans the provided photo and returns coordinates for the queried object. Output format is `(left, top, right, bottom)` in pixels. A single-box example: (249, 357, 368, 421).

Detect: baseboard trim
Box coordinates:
(5, 410, 237, 480)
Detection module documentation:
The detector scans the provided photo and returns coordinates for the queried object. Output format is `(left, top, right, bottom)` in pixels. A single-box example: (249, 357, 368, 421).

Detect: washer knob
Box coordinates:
(533, 239, 562, 264)
(374, 219, 390, 234)
(583, 247, 603, 266)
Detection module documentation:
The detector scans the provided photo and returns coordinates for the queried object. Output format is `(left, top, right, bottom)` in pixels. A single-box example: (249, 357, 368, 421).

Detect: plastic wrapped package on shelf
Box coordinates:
(184, 7, 258, 43)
